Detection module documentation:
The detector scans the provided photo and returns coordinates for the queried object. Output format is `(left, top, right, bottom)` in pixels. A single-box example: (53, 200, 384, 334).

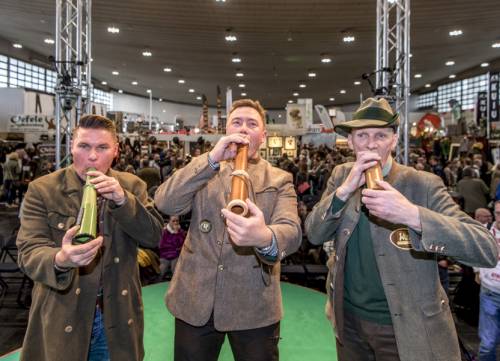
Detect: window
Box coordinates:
(416, 91, 437, 109)
(91, 88, 113, 108)
(0, 55, 7, 88)
(437, 81, 462, 112)
(462, 74, 488, 110)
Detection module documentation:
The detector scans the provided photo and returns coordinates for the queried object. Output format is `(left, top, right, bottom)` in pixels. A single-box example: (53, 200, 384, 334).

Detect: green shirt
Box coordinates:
(332, 196, 392, 325)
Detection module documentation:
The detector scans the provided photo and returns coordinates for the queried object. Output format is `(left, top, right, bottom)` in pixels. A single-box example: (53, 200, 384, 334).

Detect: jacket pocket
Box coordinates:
(47, 212, 77, 244)
(420, 298, 460, 360)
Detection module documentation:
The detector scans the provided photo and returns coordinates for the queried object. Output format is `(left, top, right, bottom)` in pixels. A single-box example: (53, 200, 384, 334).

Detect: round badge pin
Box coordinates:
(199, 220, 212, 233)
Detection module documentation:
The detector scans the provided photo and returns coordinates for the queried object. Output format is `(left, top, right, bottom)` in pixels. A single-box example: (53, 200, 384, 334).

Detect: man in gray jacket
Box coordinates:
(305, 97, 498, 361)
(155, 99, 301, 361)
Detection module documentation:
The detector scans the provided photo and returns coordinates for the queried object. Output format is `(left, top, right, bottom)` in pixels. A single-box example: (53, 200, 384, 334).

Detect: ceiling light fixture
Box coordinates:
(492, 42, 500, 48)
(445, 60, 455, 66)
(112, 71, 119, 75)
(449, 30, 463, 37)
(238, 84, 245, 88)
(163, 67, 172, 72)
(107, 26, 120, 34)
(288, 100, 293, 104)
(146, 89, 151, 94)
(225, 29, 237, 42)
(12, 43, 22, 49)
(329, 97, 335, 101)
(236, 72, 244, 77)
(343, 35, 355, 43)
(178, 79, 185, 84)
(425, 84, 431, 88)
(142, 50, 152, 57)
(44, 38, 55, 45)
(196, 96, 202, 100)
(299, 83, 306, 88)
(241, 92, 247, 96)
(449, 74, 456, 79)
(354, 81, 361, 85)
(131, 81, 138, 85)
(293, 92, 299, 97)
(118, 89, 123, 93)
(340, 89, 346, 94)
(232, 55, 242, 63)
(414, 73, 422, 78)
(321, 55, 332, 63)
(159, 98, 163, 102)
(308, 71, 317, 77)
(101, 81, 107, 85)
(481, 62, 490, 67)
(189, 88, 195, 93)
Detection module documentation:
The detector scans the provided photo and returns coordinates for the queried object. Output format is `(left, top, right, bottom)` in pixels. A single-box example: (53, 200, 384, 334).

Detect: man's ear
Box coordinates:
(347, 133, 354, 150)
(391, 131, 399, 151)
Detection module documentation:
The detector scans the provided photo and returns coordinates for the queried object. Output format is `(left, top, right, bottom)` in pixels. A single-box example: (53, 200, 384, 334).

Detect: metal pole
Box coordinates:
(149, 91, 152, 131)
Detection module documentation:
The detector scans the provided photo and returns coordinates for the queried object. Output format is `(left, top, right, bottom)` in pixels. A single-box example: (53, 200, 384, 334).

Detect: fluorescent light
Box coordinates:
(142, 50, 152, 57)
(293, 92, 299, 97)
(12, 43, 22, 49)
(236, 72, 244, 77)
(449, 74, 456, 79)
(238, 84, 245, 88)
(107, 26, 120, 34)
(445, 60, 455, 66)
(409, 53, 413, 58)
(492, 43, 500, 48)
(146, 89, 151, 94)
(232, 57, 242, 63)
(131, 81, 138, 85)
(101, 81, 107, 85)
(112, 71, 119, 75)
(354, 81, 361, 85)
(241, 92, 247, 96)
(299, 84, 306, 88)
(321, 57, 332, 63)
(481, 62, 490, 67)
(163, 67, 172, 72)
(449, 30, 463, 37)
(340, 89, 346, 94)
(178, 79, 185, 84)
(44, 38, 55, 45)
(288, 100, 293, 103)
(343, 36, 355, 43)
(425, 83, 431, 88)
(162, 109, 166, 113)
(414, 73, 422, 78)
(196, 96, 202, 100)
(308, 72, 317, 77)
(188, 89, 195, 93)
(329, 97, 335, 101)
(159, 98, 163, 102)
(225, 29, 237, 42)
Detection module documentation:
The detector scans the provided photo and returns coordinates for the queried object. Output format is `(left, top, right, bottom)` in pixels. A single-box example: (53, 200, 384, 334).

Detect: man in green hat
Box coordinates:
(305, 97, 498, 361)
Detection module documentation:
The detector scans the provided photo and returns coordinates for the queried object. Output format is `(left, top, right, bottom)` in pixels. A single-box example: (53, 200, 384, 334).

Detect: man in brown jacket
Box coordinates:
(17, 115, 163, 361)
(155, 99, 301, 361)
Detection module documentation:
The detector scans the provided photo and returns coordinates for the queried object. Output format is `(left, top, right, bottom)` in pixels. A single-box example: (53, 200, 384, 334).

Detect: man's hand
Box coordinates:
(208, 134, 249, 163)
(361, 180, 422, 231)
(336, 151, 381, 201)
(87, 170, 126, 205)
(54, 225, 104, 269)
(221, 199, 272, 248)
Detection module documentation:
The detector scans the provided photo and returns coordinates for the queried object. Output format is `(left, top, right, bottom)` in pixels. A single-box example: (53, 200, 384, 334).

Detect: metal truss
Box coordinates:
(375, 0, 411, 165)
(54, 0, 92, 169)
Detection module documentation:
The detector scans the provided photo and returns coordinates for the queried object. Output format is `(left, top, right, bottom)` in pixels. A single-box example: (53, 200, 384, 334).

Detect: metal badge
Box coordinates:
(199, 220, 212, 233)
(389, 228, 413, 250)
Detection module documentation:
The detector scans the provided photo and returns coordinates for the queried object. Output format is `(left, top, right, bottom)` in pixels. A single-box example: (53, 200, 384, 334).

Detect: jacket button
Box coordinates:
(217, 240, 223, 246)
(75, 288, 81, 295)
(343, 229, 350, 236)
(114, 257, 120, 264)
(218, 265, 224, 271)
(335, 255, 339, 261)
(58, 223, 65, 229)
(122, 289, 128, 296)
(281, 250, 287, 258)
(64, 325, 73, 333)
(128, 319, 134, 326)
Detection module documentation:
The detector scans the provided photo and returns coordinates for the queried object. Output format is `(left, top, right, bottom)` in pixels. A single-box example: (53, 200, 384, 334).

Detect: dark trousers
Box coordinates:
(336, 311, 400, 361)
(174, 316, 280, 361)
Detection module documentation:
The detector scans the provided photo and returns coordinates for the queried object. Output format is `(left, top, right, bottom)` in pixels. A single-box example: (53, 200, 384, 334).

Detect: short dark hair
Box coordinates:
(228, 99, 266, 126)
(73, 114, 117, 139)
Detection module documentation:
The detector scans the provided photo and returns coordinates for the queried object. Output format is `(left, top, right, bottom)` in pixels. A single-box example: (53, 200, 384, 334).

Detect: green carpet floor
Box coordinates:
(1, 282, 337, 360)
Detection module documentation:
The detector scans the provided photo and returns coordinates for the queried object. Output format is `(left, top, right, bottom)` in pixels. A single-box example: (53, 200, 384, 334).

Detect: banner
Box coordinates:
(489, 72, 499, 122)
(476, 91, 487, 125)
(8, 114, 52, 132)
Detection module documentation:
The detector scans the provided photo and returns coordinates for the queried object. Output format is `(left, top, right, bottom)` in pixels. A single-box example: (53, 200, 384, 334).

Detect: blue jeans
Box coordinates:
(478, 287, 500, 361)
(88, 307, 110, 361)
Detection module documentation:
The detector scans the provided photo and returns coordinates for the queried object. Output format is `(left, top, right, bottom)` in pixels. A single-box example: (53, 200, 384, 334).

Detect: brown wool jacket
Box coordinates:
(154, 153, 302, 331)
(17, 166, 163, 361)
(306, 161, 498, 361)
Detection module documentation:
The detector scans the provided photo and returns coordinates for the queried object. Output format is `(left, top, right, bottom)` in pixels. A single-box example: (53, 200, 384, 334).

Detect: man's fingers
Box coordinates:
(221, 208, 247, 227)
(245, 199, 262, 217)
(71, 236, 103, 255)
(63, 225, 80, 245)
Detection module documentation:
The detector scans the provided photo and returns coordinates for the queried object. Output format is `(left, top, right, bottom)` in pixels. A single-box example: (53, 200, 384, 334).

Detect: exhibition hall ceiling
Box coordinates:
(0, 0, 499, 108)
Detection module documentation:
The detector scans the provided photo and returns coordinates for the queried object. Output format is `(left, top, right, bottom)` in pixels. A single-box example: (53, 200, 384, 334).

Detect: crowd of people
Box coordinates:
(1, 97, 500, 360)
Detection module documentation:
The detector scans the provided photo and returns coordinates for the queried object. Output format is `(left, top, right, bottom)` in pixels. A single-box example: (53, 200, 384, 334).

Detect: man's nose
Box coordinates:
(88, 149, 98, 160)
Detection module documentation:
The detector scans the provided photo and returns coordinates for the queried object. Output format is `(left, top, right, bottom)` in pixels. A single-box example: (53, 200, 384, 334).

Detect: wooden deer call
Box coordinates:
(227, 144, 249, 216)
